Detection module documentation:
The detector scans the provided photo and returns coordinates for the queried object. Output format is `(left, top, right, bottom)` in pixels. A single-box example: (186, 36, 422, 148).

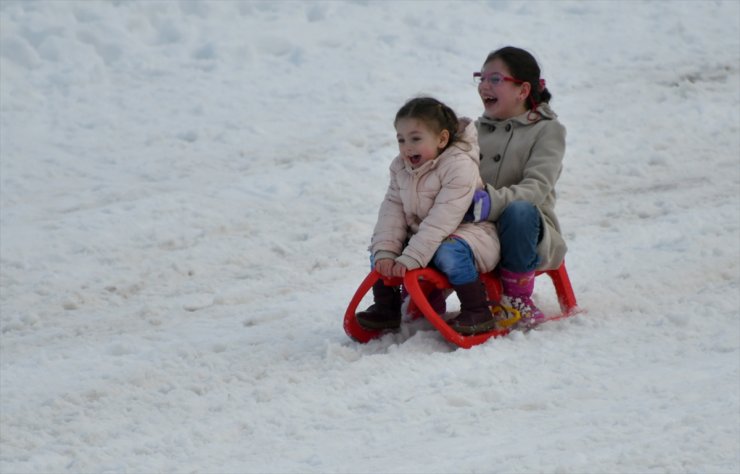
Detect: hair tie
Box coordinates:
(538, 78, 546, 92)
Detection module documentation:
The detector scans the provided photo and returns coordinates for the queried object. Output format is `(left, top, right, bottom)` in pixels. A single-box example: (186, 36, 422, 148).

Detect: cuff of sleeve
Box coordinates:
(374, 250, 399, 262)
(396, 254, 422, 270)
(485, 183, 503, 221)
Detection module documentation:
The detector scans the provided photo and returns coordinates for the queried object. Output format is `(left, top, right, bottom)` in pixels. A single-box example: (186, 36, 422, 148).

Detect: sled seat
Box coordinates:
(344, 262, 578, 349)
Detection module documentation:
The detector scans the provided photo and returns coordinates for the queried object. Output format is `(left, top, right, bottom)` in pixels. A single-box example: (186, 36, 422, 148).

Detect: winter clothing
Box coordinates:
(448, 279, 497, 335)
(355, 280, 402, 330)
(370, 123, 500, 274)
(401, 285, 449, 319)
(429, 237, 478, 285)
(476, 103, 567, 270)
(497, 201, 542, 273)
(463, 189, 492, 223)
(500, 268, 546, 329)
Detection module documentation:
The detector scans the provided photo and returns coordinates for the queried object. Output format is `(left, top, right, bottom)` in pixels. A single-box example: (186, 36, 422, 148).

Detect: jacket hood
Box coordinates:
(455, 121, 480, 163)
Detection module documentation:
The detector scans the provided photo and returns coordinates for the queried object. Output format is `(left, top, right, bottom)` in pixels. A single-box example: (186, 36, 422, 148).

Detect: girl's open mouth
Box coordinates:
(483, 95, 498, 105)
(408, 154, 422, 165)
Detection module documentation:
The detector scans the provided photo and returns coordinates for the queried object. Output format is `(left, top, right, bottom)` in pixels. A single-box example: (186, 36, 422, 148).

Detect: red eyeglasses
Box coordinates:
(473, 72, 524, 86)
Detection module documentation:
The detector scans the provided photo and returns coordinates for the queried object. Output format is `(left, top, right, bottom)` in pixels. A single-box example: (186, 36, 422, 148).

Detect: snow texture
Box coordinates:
(1, 1, 739, 473)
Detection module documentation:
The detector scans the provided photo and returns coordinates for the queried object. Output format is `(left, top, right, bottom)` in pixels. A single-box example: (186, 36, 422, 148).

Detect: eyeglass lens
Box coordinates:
(476, 73, 503, 85)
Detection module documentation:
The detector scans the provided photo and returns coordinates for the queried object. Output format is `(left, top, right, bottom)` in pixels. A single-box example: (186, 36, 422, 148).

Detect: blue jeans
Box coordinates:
(370, 237, 479, 286)
(497, 201, 543, 273)
(431, 237, 478, 285)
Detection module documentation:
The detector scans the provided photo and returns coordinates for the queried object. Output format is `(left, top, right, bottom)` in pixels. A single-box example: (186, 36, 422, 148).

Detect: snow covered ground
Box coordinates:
(1, 1, 739, 472)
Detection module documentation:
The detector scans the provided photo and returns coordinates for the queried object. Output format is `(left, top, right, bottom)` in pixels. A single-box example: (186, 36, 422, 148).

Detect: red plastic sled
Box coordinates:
(343, 263, 578, 349)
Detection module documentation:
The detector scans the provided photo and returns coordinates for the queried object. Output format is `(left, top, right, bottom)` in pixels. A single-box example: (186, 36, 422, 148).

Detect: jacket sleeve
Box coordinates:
(370, 161, 408, 258)
(399, 157, 478, 268)
(486, 120, 566, 221)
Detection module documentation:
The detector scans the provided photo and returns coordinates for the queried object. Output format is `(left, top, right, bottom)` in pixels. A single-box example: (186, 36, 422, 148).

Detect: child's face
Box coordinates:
(478, 58, 530, 120)
(395, 118, 450, 169)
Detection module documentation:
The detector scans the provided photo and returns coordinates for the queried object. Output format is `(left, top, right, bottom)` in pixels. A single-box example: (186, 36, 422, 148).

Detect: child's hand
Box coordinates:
(375, 259, 408, 278)
(375, 259, 396, 278)
(390, 262, 407, 278)
(463, 189, 491, 222)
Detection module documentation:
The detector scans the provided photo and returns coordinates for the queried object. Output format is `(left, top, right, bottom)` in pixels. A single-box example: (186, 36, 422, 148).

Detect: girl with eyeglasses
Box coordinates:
(466, 46, 568, 330)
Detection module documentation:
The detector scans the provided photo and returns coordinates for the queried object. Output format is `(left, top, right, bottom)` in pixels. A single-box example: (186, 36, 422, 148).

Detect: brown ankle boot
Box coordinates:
(356, 280, 401, 330)
(448, 279, 496, 335)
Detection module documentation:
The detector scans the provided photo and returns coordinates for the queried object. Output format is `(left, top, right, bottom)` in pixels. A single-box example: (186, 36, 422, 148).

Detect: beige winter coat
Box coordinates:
(370, 123, 500, 273)
(476, 103, 567, 270)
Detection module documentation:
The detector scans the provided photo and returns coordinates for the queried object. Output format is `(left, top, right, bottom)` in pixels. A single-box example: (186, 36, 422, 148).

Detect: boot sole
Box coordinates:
(355, 316, 401, 331)
(450, 318, 499, 335)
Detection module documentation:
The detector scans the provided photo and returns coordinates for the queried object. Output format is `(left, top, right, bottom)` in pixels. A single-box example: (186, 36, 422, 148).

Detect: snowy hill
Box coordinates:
(1, 1, 739, 472)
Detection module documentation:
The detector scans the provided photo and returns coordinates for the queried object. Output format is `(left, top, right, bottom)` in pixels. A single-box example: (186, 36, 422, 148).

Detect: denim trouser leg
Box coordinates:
(431, 237, 479, 285)
(497, 201, 542, 273)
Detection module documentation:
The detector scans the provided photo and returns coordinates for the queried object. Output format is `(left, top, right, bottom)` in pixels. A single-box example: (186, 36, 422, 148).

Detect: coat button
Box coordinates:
(493, 154, 501, 162)
(505, 123, 512, 131)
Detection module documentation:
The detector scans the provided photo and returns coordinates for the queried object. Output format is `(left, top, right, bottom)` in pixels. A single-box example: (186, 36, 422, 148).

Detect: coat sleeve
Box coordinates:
(370, 161, 408, 258)
(399, 157, 478, 268)
(486, 120, 566, 221)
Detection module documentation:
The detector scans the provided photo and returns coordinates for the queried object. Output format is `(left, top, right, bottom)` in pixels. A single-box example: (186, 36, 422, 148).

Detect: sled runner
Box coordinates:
(343, 263, 578, 349)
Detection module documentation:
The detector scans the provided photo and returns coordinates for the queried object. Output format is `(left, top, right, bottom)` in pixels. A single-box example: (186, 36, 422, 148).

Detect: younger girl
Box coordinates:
(356, 97, 501, 335)
(467, 46, 568, 329)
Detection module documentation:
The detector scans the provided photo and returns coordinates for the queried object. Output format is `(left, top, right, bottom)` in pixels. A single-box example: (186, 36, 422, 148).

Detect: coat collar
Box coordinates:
(478, 103, 558, 128)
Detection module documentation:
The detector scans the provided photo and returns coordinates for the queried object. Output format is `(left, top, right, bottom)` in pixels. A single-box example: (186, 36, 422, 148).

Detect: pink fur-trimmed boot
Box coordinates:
(499, 268, 546, 330)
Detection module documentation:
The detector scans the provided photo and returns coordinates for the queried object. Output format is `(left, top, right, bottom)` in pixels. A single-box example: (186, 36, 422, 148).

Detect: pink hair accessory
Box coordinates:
(539, 79, 546, 92)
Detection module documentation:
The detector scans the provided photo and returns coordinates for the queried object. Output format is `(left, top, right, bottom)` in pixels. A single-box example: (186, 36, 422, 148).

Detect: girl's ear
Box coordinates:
(438, 129, 450, 149)
(518, 81, 532, 102)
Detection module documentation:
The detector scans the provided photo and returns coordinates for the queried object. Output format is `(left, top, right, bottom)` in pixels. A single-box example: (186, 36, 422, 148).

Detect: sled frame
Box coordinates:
(343, 263, 578, 349)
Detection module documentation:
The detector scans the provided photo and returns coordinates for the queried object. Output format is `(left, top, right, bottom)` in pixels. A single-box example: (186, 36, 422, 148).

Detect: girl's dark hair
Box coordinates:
(394, 97, 461, 152)
(484, 46, 551, 109)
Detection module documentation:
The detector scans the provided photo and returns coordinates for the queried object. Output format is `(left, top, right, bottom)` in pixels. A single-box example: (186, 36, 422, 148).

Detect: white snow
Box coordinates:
(1, 1, 739, 473)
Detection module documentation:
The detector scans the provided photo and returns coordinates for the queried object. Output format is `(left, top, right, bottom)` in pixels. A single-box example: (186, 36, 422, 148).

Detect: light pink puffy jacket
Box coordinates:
(370, 123, 500, 273)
